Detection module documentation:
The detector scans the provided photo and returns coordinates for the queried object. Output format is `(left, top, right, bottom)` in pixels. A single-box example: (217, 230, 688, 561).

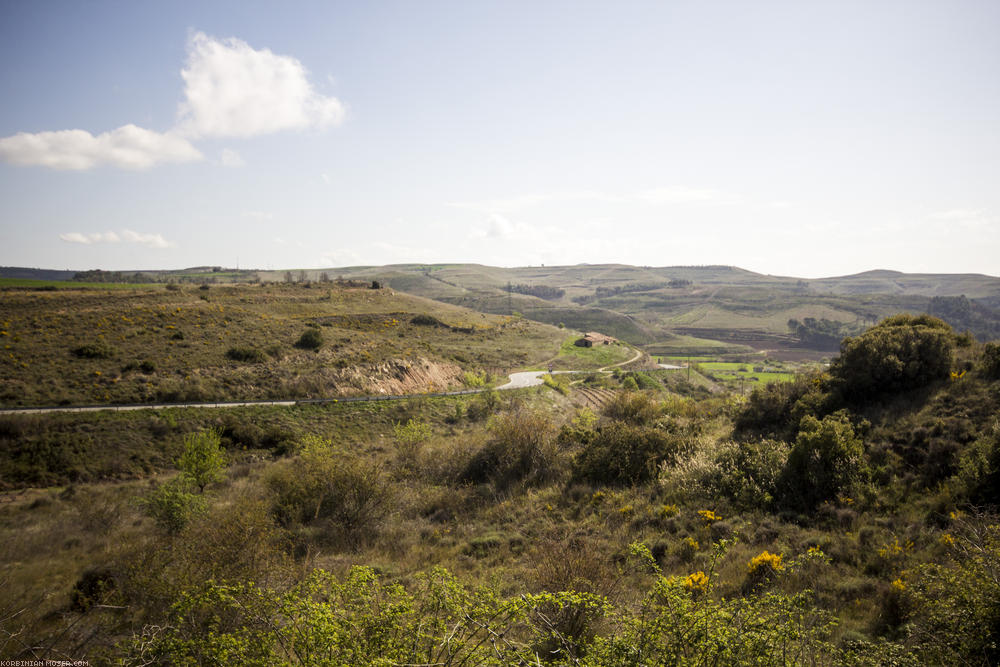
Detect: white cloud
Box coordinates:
(1, 31, 344, 171)
(120, 229, 173, 248)
(0, 125, 202, 170)
(59, 229, 174, 248)
(177, 32, 345, 138)
(220, 148, 245, 167)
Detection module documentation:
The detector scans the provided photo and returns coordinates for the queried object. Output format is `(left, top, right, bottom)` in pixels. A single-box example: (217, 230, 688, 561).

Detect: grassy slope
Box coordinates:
(0, 283, 565, 407)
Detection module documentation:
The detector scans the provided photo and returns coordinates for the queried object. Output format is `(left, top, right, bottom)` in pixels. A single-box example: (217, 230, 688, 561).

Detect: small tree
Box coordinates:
(178, 428, 226, 493)
(778, 413, 867, 511)
(140, 476, 207, 533)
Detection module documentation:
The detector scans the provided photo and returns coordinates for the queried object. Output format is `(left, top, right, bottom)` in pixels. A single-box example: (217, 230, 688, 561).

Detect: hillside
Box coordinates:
(0, 282, 566, 407)
(1, 314, 999, 664)
(319, 264, 1000, 356)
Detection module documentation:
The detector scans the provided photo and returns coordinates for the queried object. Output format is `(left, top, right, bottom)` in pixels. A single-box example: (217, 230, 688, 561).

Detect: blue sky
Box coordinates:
(1, 0, 998, 278)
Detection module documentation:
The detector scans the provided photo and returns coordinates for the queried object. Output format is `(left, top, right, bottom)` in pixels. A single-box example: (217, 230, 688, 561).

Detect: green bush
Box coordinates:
(462, 409, 560, 491)
(294, 327, 323, 350)
(139, 476, 207, 534)
(734, 374, 825, 439)
(982, 342, 1000, 380)
(603, 391, 663, 425)
(266, 435, 389, 546)
(778, 413, 868, 511)
(572, 421, 691, 486)
(711, 439, 790, 509)
(71, 342, 115, 359)
(906, 520, 1000, 665)
(226, 346, 267, 363)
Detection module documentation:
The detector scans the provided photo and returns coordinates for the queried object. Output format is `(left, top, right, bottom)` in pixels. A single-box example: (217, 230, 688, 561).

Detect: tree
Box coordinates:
(829, 314, 954, 403)
(178, 428, 226, 493)
(778, 413, 868, 511)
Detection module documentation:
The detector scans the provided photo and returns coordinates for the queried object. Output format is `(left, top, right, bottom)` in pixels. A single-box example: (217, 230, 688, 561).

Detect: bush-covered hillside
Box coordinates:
(1, 314, 999, 664)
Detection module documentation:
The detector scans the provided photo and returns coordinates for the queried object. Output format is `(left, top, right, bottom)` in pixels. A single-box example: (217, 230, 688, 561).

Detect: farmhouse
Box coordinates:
(574, 331, 618, 347)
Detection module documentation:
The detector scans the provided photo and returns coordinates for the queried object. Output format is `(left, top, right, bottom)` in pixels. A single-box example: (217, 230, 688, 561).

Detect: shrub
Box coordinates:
(744, 550, 784, 591)
(778, 413, 868, 511)
(603, 391, 663, 425)
(829, 314, 955, 403)
(572, 421, 690, 485)
(906, 519, 1000, 665)
(71, 342, 115, 359)
(295, 327, 323, 350)
(226, 346, 267, 363)
(982, 342, 1000, 380)
(711, 439, 790, 509)
(410, 314, 445, 327)
(462, 409, 560, 491)
(266, 436, 389, 547)
(393, 418, 432, 468)
(139, 476, 207, 534)
(734, 374, 825, 439)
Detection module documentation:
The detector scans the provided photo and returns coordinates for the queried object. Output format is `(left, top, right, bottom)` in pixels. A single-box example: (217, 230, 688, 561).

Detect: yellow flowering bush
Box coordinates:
(684, 571, 709, 593)
(747, 550, 784, 576)
(698, 509, 721, 524)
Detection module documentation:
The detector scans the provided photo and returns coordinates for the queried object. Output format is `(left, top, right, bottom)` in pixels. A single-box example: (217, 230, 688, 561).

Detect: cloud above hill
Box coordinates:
(0, 32, 344, 171)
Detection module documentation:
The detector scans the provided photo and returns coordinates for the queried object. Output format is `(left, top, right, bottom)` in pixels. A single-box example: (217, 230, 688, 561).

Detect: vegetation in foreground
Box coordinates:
(1, 313, 999, 664)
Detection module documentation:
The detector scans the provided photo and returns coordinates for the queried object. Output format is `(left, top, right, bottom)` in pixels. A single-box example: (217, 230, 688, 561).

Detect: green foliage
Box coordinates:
(779, 413, 868, 511)
(830, 314, 955, 402)
(393, 418, 432, 446)
(906, 519, 1000, 665)
(542, 373, 569, 395)
(71, 341, 115, 359)
(226, 346, 267, 363)
(957, 421, 1000, 507)
(573, 421, 692, 486)
(734, 374, 826, 439)
(294, 326, 323, 350)
(178, 428, 226, 493)
(139, 476, 207, 534)
(711, 439, 790, 509)
(123, 565, 612, 666)
(462, 369, 488, 387)
(266, 435, 389, 546)
(463, 409, 560, 491)
(621, 375, 639, 391)
(602, 391, 663, 425)
(982, 342, 1000, 380)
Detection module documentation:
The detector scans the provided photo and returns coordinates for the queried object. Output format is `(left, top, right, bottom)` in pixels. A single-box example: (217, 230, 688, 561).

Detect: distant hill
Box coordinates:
(6, 263, 1000, 353)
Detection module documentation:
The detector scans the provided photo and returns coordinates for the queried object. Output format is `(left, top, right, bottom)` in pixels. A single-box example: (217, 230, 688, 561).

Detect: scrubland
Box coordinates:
(1, 289, 999, 665)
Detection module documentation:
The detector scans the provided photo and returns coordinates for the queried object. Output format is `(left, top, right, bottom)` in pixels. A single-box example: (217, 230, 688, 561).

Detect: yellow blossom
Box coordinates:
(698, 509, 720, 524)
(684, 571, 709, 593)
(747, 550, 784, 575)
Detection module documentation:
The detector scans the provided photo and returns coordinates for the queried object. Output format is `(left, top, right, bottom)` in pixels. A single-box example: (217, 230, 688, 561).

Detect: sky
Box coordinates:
(0, 0, 998, 279)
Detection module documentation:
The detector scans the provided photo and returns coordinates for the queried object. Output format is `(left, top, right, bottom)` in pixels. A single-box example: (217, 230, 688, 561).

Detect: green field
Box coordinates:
(659, 357, 802, 389)
(0, 278, 163, 290)
(548, 335, 636, 370)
